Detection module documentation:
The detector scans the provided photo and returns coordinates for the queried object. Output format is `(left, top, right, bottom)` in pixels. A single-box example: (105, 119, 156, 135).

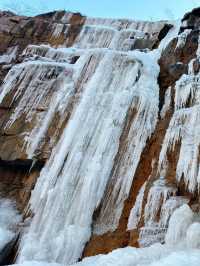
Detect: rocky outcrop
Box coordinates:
(0, 7, 200, 266)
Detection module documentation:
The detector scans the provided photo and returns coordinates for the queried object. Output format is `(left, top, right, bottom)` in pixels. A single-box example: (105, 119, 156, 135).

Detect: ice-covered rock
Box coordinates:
(0, 7, 200, 266)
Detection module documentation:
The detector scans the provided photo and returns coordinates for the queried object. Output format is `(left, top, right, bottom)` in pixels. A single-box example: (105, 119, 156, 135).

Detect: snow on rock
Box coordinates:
(8, 19, 182, 265)
(12, 206, 200, 266)
(1, 9, 200, 266)
(14, 21, 181, 265)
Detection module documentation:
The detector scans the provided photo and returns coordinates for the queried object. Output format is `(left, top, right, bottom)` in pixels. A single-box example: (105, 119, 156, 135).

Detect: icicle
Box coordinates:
(13, 19, 181, 265)
(81, 21, 180, 236)
(25, 69, 75, 158)
(17, 51, 142, 264)
(52, 23, 64, 38)
(158, 36, 200, 192)
(138, 178, 177, 247)
(23, 45, 81, 65)
(127, 182, 146, 230)
(93, 49, 160, 235)
(160, 86, 171, 118)
(144, 178, 177, 226)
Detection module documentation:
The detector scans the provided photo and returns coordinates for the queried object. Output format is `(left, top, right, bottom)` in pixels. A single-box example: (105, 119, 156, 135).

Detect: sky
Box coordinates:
(0, 0, 199, 21)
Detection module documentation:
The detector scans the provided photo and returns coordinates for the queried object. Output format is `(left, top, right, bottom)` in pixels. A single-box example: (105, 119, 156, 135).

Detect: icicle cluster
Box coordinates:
(0, 14, 181, 265)
(144, 178, 177, 226)
(138, 178, 178, 247)
(127, 182, 146, 230)
(159, 35, 200, 192)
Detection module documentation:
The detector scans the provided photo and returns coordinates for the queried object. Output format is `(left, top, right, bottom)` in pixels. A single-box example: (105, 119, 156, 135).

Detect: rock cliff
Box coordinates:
(0, 7, 200, 266)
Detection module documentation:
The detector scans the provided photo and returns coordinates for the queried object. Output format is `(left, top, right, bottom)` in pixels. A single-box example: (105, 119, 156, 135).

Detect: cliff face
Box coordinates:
(0, 8, 200, 266)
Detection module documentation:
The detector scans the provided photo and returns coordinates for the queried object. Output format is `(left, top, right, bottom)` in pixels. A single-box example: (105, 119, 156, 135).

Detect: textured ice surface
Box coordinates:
(12, 21, 182, 265)
(0, 199, 21, 251)
(12, 249, 200, 266)
(128, 182, 146, 230)
(160, 87, 171, 118)
(0, 46, 18, 64)
(159, 34, 200, 192)
(165, 204, 194, 246)
(1, 15, 197, 266)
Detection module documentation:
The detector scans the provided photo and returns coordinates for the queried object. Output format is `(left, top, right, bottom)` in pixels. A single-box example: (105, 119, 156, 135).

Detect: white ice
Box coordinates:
(158, 35, 200, 192)
(14, 20, 182, 265)
(0, 199, 21, 251)
(10, 205, 200, 266)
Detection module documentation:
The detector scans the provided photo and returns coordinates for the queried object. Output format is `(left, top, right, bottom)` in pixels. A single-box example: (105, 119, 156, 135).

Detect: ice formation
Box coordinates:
(159, 196, 189, 227)
(0, 46, 18, 64)
(77, 205, 200, 265)
(92, 21, 181, 236)
(0, 199, 21, 251)
(160, 86, 171, 118)
(144, 178, 177, 226)
(127, 182, 146, 230)
(0, 16, 181, 265)
(137, 178, 189, 246)
(165, 204, 194, 245)
(12, 205, 200, 266)
(159, 34, 200, 192)
(11, 250, 200, 266)
(186, 222, 200, 249)
(138, 178, 177, 247)
(1, 9, 200, 266)
(92, 49, 160, 235)
(17, 47, 157, 264)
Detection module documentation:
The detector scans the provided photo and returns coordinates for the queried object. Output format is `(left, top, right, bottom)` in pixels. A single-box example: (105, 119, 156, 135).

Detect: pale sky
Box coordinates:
(0, 0, 199, 20)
